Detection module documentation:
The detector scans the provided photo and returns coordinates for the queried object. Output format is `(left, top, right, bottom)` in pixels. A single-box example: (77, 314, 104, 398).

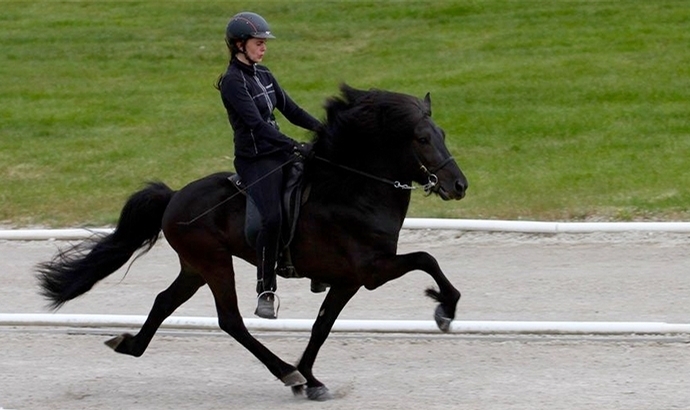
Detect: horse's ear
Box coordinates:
(424, 92, 432, 115)
(341, 83, 368, 104)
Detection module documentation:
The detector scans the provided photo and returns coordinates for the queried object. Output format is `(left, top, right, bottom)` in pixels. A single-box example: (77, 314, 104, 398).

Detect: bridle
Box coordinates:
(411, 149, 456, 195)
(313, 151, 455, 195)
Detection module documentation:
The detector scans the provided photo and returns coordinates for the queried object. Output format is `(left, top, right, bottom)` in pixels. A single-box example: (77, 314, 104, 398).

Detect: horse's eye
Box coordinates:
(417, 137, 429, 144)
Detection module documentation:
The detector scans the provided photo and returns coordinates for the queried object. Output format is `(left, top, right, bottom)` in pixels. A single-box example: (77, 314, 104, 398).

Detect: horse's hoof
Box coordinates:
(307, 386, 333, 401)
(434, 305, 452, 333)
(104, 333, 129, 350)
(281, 370, 307, 387)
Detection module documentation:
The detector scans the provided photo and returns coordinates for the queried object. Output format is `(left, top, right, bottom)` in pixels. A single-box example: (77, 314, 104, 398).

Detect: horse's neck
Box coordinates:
(308, 166, 412, 229)
(309, 142, 415, 224)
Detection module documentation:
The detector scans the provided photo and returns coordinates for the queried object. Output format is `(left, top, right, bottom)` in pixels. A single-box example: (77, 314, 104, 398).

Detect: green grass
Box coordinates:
(1, 0, 689, 227)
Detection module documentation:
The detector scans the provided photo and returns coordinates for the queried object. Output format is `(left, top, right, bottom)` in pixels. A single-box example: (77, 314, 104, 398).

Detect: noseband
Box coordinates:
(413, 151, 456, 195)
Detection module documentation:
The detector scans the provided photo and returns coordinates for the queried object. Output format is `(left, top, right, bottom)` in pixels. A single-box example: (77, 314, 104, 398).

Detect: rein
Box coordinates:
(180, 151, 455, 226)
(313, 153, 454, 195)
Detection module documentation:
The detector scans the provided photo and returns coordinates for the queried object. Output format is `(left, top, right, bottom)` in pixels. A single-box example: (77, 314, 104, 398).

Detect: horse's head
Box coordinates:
(316, 84, 468, 201)
(408, 92, 468, 200)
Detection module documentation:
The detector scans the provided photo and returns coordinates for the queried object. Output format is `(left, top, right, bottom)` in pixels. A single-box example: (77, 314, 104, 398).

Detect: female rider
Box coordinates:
(216, 12, 321, 319)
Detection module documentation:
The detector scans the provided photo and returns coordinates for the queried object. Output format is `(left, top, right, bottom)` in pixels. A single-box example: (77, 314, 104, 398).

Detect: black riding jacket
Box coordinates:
(219, 57, 321, 158)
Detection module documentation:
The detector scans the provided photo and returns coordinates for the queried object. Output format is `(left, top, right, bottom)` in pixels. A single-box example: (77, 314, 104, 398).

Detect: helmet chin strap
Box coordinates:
(239, 40, 257, 65)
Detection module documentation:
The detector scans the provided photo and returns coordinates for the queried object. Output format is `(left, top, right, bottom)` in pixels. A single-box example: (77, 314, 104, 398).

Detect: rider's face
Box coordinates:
(242, 38, 267, 63)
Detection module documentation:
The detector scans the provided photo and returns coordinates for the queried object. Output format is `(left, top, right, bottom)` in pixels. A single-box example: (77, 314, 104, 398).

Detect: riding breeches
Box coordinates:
(234, 153, 289, 293)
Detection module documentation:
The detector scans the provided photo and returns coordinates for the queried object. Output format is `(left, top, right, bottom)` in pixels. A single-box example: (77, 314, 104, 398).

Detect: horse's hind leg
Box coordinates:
(105, 267, 206, 357)
(204, 269, 306, 387)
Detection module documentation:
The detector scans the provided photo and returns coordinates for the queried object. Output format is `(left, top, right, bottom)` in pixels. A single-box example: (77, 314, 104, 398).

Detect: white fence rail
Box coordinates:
(2, 313, 690, 335)
(404, 218, 690, 233)
(2, 218, 690, 240)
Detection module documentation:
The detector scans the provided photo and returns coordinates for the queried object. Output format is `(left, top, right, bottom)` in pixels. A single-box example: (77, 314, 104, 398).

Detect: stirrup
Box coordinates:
(255, 291, 280, 319)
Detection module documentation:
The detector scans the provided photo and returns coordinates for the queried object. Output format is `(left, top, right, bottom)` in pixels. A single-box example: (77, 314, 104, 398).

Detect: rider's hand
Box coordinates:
(293, 142, 313, 159)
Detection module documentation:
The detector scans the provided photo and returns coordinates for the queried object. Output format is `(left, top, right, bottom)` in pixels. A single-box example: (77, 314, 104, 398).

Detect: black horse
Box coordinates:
(36, 84, 468, 401)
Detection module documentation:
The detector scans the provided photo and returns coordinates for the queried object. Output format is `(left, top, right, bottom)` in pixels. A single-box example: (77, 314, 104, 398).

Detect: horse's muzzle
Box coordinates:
(435, 178, 467, 200)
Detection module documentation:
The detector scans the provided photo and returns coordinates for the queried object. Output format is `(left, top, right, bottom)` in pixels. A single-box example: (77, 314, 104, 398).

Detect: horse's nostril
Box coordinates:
(455, 179, 468, 193)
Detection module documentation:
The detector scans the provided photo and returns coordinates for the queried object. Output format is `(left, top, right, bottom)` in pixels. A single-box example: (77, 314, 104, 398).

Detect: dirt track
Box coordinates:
(1, 230, 689, 409)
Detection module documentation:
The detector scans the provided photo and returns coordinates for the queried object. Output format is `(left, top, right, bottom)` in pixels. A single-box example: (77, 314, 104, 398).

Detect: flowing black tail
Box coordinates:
(36, 182, 175, 310)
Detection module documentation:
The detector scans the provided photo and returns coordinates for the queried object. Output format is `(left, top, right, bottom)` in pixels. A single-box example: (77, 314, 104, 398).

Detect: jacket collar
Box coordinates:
(231, 57, 256, 75)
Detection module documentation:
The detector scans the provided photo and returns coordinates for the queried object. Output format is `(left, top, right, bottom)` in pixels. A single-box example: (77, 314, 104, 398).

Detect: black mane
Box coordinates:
(306, 84, 430, 202)
(313, 84, 429, 165)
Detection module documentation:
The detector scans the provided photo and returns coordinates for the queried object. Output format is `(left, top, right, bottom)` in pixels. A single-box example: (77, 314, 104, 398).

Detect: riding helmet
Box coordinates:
(225, 12, 275, 43)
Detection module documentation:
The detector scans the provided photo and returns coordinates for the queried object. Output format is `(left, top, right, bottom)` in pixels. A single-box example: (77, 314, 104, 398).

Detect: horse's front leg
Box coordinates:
(364, 252, 461, 332)
(293, 285, 359, 401)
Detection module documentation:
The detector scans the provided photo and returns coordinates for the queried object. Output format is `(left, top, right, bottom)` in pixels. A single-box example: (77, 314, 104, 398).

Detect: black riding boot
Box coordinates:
(254, 237, 279, 319)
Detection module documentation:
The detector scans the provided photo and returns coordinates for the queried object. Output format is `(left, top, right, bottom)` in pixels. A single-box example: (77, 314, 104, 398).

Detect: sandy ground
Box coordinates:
(1, 230, 689, 410)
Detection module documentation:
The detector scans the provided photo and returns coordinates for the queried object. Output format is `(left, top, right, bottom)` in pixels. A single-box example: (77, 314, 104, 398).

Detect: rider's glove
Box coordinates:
(293, 142, 314, 159)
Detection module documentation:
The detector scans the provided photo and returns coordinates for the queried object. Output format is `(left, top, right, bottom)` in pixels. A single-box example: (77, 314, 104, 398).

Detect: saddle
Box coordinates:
(228, 159, 308, 279)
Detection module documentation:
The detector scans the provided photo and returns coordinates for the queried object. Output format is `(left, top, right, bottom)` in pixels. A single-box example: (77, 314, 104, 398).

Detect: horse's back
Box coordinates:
(165, 171, 238, 216)
(162, 171, 249, 257)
